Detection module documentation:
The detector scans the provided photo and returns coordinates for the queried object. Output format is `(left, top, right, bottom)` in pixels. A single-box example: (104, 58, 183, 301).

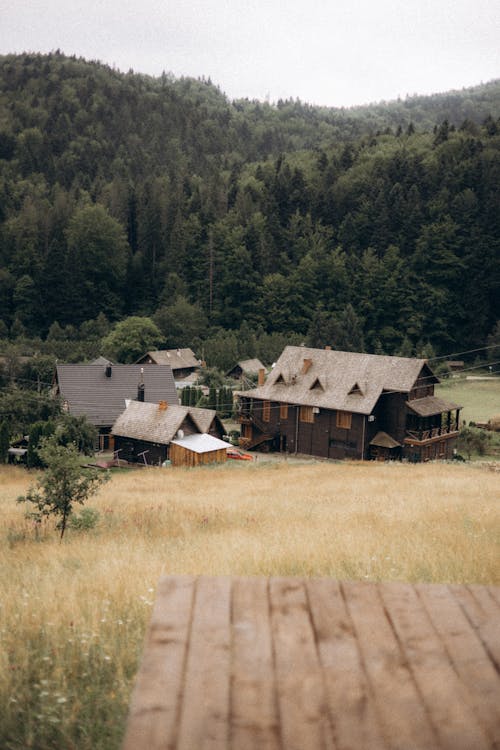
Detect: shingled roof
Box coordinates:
(55, 364, 178, 427)
(237, 346, 439, 415)
(226, 358, 266, 376)
(406, 395, 461, 417)
(137, 348, 200, 371)
(111, 401, 218, 444)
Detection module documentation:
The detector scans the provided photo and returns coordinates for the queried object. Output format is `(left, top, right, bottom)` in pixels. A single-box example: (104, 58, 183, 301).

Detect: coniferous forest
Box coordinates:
(1, 52, 499, 368)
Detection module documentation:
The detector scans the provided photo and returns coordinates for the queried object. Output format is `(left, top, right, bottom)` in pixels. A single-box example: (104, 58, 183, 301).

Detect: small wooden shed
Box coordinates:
(169, 433, 228, 468)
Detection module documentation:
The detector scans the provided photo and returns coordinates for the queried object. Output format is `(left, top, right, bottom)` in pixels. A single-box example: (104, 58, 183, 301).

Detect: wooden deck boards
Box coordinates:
(122, 577, 500, 750)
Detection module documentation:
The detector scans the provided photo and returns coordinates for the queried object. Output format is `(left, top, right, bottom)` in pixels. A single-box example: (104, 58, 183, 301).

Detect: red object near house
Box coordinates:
(226, 448, 253, 461)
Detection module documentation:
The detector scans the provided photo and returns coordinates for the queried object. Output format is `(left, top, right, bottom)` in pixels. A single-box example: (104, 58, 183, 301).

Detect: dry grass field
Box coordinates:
(1, 459, 499, 749)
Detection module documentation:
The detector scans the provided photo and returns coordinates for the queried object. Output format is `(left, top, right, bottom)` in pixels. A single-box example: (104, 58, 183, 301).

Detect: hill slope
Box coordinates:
(0, 52, 499, 357)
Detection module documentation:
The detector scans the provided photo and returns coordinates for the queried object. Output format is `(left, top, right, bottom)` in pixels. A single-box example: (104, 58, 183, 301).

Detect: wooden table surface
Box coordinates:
(122, 576, 500, 750)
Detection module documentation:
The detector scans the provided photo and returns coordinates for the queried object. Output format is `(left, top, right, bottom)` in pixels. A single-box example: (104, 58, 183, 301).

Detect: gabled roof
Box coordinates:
(171, 433, 229, 454)
(188, 405, 219, 434)
(237, 346, 438, 416)
(111, 401, 218, 444)
(55, 364, 178, 427)
(226, 358, 266, 376)
(369, 431, 401, 448)
(138, 349, 200, 370)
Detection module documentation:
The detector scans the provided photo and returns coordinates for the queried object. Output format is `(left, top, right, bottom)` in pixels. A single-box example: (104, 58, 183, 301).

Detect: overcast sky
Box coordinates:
(1, 0, 499, 108)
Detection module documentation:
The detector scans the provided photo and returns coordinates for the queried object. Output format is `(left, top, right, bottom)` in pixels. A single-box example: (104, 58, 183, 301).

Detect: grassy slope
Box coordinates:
(1, 461, 499, 749)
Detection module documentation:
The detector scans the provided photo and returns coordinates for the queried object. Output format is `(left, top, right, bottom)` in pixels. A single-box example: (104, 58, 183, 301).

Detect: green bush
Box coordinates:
(69, 507, 101, 531)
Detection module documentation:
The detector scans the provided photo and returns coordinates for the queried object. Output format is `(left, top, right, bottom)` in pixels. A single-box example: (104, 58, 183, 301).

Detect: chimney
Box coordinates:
(137, 367, 145, 402)
(158, 400, 168, 411)
(258, 368, 266, 386)
(302, 358, 313, 374)
(325, 345, 332, 350)
(105, 364, 112, 378)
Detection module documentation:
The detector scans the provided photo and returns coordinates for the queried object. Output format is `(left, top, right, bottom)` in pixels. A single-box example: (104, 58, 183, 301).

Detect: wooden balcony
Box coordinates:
(405, 424, 459, 445)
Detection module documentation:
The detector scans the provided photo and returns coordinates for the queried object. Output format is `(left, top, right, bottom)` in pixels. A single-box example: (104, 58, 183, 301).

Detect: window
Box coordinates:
(336, 411, 352, 429)
(262, 401, 271, 422)
(280, 403, 288, 420)
(348, 382, 363, 395)
(300, 406, 314, 423)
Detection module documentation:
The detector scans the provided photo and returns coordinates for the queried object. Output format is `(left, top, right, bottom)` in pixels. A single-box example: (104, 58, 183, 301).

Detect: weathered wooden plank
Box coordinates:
(176, 576, 232, 750)
(416, 583, 500, 749)
(380, 582, 490, 750)
(269, 577, 334, 750)
(121, 575, 195, 750)
(306, 578, 387, 750)
(451, 584, 500, 671)
(342, 580, 438, 750)
(230, 577, 281, 750)
(488, 585, 500, 608)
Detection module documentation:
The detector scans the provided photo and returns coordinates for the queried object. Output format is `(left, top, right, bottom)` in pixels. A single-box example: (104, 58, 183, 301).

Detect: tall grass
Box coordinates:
(1, 461, 499, 749)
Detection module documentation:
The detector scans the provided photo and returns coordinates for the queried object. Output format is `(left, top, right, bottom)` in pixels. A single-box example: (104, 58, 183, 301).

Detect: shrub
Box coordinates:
(69, 507, 101, 531)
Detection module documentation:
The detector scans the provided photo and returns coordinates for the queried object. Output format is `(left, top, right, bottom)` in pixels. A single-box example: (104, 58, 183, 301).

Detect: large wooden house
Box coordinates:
(111, 400, 226, 466)
(236, 346, 462, 462)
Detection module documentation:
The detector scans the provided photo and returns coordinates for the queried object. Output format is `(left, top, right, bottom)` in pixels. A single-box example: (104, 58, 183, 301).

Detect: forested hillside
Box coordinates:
(1, 51, 499, 362)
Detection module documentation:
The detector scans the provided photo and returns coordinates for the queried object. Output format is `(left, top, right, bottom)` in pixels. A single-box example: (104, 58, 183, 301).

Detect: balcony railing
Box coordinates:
(405, 423, 459, 442)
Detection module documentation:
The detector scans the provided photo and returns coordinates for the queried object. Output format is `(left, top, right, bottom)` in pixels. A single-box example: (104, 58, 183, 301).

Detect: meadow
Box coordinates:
(1, 459, 499, 749)
(436, 376, 500, 424)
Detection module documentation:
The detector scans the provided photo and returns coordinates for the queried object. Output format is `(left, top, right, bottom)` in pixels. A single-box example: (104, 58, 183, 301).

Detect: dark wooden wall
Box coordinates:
(114, 436, 168, 465)
(248, 398, 366, 459)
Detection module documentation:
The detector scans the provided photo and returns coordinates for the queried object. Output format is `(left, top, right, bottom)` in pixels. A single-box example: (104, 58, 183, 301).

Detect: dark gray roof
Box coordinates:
(237, 346, 438, 415)
(55, 364, 178, 427)
(111, 401, 217, 444)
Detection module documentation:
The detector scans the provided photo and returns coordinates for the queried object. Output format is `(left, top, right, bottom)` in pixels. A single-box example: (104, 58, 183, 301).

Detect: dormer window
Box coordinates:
(309, 378, 324, 391)
(275, 373, 286, 385)
(348, 382, 364, 396)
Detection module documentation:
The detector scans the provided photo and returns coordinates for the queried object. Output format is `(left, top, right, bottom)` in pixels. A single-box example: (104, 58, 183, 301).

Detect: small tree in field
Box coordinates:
(18, 437, 108, 540)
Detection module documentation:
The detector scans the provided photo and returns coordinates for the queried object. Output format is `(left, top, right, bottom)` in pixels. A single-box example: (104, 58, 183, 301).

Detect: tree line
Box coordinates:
(0, 52, 499, 363)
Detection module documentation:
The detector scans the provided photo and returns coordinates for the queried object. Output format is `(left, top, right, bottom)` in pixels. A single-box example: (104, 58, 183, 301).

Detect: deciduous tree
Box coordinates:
(18, 437, 108, 540)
